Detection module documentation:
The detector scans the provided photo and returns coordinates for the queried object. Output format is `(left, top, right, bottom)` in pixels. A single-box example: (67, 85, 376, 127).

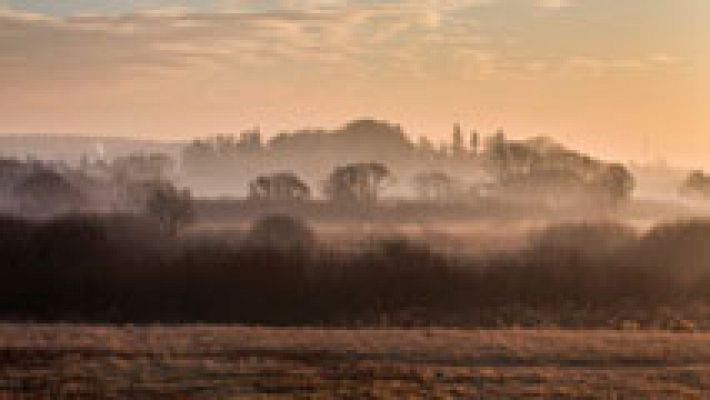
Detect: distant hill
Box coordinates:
(0, 134, 184, 164)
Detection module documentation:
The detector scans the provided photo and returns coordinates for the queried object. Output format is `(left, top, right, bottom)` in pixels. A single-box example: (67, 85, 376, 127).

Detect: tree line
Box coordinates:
(0, 155, 193, 235)
(188, 119, 710, 206)
(1, 213, 710, 328)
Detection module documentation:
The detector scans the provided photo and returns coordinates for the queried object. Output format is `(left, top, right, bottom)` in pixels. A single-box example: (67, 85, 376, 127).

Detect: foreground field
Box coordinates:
(2, 325, 710, 398)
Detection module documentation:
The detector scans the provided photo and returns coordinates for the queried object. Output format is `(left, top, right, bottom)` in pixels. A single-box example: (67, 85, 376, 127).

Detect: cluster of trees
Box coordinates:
(247, 163, 393, 204)
(322, 162, 392, 203)
(680, 170, 710, 199)
(485, 134, 635, 207)
(184, 120, 483, 168)
(2, 213, 710, 327)
(127, 179, 194, 235)
(183, 121, 413, 164)
(10, 168, 83, 215)
(184, 119, 636, 208)
(181, 119, 489, 197)
(0, 155, 193, 235)
(248, 172, 310, 201)
(411, 133, 637, 207)
(0, 159, 85, 216)
(246, 156, 633, 209)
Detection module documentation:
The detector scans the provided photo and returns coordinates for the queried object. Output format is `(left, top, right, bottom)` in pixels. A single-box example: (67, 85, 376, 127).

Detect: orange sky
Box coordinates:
(0, 0, 708, 167)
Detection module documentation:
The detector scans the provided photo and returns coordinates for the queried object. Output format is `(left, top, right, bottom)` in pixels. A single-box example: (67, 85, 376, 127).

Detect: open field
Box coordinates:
(2, 325, 710, 398)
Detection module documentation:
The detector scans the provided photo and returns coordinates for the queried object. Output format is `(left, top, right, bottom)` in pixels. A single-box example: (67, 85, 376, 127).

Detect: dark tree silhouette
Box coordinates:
(13, 169, 83, 216)
(680, 170, 710, 198)
(452, 123, 464, 156)
(128, 180, 194, 235)
(469, 130, 480, 155)
(592, 163, 635, 205)
(248, 172, 310, 201)
(0, 158, 25, 182)
(323, 162, 391, 203)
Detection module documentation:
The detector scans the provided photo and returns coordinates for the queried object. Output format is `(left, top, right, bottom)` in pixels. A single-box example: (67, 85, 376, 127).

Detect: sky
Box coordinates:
(0, 0, 708, 167)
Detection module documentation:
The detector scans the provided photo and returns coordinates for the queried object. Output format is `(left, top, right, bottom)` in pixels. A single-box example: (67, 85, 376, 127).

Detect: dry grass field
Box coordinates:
(2, 325, 710, 398)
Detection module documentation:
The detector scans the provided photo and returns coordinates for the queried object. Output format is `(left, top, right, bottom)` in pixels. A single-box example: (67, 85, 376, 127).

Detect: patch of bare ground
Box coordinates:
(2, 325, 710, 398)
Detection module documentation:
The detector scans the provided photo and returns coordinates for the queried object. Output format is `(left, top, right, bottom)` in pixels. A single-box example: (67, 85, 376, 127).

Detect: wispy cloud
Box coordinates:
(0, 0, 688, 88)
(0, 2, 501, 83)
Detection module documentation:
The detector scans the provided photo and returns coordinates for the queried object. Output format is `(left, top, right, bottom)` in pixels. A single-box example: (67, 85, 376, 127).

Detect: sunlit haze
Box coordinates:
(1, 0, 708, 166)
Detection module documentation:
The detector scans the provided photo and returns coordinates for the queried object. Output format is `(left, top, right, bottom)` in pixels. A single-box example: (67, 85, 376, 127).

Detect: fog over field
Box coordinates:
(1, 0, 709, 397)
(3, 119, 710, 397)
(3, 118, 710, 325)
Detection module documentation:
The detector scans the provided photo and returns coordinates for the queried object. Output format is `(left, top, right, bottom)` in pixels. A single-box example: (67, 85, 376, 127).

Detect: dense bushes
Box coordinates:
(2, 214, 710, 327)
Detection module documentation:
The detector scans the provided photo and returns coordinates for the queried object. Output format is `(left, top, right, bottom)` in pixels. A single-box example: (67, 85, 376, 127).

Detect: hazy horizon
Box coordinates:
(1, 0, 708, 167)
(3, 3, 710, 396)
(0, 119, 701, 171)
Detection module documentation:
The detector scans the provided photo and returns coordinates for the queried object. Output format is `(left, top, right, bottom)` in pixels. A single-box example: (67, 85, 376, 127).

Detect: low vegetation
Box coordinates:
(2, 213, 710, 328)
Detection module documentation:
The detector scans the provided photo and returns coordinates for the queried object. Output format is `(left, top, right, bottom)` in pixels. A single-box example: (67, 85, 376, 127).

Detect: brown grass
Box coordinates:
(2, 324, 710, 398)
